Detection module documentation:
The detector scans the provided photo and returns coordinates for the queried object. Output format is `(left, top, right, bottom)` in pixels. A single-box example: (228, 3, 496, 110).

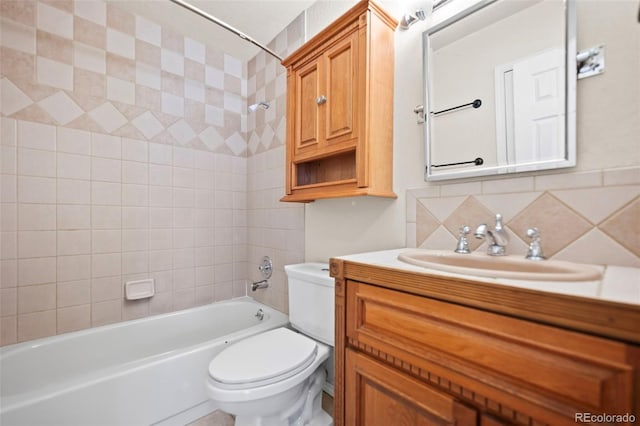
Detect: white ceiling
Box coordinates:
(109, 0, 315, 62)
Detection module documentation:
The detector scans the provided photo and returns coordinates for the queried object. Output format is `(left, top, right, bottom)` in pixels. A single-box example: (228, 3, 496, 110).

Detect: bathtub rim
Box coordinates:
(0, 296, 289, 413)
(1, 296, 284, 356)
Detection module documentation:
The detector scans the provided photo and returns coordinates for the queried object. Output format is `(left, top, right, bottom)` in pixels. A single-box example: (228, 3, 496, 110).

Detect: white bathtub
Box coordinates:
(0, 297, 289, 426)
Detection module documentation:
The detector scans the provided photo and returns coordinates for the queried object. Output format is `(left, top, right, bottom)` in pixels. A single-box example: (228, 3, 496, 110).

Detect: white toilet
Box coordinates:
(206, 263, 335, 426)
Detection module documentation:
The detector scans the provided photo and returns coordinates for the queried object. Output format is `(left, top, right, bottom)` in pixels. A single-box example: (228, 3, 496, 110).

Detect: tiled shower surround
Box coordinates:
(245, 13, 305, 313)
(0, 0, 305, 345)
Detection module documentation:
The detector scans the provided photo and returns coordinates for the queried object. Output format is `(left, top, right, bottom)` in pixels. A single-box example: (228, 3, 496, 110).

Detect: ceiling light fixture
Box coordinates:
(400, 7, 427, 30)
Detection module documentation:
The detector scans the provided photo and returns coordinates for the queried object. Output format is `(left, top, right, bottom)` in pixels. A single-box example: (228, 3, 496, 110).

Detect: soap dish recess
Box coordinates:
(125, 278, 155, 300)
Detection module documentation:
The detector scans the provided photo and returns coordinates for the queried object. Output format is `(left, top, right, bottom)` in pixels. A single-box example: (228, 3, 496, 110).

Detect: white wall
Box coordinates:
(303, 0, 640, 262)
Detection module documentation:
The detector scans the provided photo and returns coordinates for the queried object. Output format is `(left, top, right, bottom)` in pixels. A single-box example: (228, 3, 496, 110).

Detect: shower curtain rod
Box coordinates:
(168, 0, 284, 62)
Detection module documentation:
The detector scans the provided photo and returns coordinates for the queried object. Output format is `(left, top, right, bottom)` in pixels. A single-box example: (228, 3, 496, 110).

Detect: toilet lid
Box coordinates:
(208, 328, 317, 388)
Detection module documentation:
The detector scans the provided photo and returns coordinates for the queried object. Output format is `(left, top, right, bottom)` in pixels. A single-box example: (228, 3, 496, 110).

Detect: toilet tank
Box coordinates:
(285, 263, 335, 347)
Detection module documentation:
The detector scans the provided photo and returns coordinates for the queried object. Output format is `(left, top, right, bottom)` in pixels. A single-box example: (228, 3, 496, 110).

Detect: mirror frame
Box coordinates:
(423, 0, 576, 181)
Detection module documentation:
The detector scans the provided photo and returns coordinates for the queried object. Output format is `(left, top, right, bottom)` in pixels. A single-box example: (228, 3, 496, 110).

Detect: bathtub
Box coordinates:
(0, 297, 289, 426)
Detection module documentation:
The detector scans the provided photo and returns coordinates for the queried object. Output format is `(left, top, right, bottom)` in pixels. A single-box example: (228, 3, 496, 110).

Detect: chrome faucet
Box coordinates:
(454, 226, 471, 254)
(525, 227, 546, 260)
(474, 214, 509, 256)
(251, 279, 269, 291)
(251, 256, 272, 291)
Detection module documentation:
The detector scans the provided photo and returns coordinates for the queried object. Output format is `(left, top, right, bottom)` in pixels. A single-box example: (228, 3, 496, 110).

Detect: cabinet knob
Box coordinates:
(316, 95, 327, 105)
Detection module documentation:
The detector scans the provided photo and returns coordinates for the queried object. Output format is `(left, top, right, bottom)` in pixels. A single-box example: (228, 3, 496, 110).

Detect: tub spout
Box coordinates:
(251, 279, 269, 291)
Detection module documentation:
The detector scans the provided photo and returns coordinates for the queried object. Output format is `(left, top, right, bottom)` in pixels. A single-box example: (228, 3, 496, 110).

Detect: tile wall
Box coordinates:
(245, 15, 306, 313)
(0, 0, 254, 345)
(407, 167, 640, 267)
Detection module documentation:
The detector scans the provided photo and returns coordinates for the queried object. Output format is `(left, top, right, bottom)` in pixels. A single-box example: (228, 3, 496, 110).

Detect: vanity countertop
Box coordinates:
(332, 248, 640, 343)
(337, 248, 640, 306)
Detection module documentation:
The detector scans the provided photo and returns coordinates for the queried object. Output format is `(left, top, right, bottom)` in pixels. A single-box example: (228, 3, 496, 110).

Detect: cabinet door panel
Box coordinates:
(295, 60, 321, 155)
(480, 414, 510, 426)
(346, 281, 634, 424)
(325, 33, 358, 147)
(346, 349, 477, 426)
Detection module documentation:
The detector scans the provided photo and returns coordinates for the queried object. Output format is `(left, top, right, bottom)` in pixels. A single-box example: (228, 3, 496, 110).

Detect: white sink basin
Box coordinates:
(397, 250, 602, 282)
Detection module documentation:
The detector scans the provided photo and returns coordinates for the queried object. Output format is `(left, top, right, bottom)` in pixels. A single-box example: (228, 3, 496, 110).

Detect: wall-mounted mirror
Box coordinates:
(424, 0, 576, 181)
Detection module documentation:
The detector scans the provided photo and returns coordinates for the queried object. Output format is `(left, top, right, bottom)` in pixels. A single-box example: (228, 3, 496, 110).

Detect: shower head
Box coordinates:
(248, 101, 270, 112)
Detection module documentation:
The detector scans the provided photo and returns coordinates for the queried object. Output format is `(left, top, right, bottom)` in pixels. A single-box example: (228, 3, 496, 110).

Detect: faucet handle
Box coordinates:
(454, 226, 471, 254)
(525, 227, 546, 260)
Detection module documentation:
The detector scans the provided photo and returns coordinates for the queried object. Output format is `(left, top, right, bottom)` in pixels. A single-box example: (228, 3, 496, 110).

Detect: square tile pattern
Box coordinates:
(0, 0, 306, 345)
(1, 0, 246, 155)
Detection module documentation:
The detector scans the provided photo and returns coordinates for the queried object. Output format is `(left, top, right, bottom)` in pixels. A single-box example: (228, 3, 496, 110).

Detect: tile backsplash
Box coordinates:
(407, 167, 640, 267)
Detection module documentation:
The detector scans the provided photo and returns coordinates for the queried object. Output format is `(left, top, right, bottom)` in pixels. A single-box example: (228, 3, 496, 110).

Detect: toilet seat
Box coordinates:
(208, 328, 318, 390)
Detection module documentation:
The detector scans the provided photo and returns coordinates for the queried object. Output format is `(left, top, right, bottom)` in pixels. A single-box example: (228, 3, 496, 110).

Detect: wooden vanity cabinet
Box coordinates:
(331, 260, 640, 426)
(280, 0, 397, 202)
(346, 348, 478, 425)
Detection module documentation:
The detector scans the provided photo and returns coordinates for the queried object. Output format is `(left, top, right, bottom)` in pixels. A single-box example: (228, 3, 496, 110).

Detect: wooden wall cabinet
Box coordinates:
(331, 259, 640, 425)
(280, 0, 397, 203)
